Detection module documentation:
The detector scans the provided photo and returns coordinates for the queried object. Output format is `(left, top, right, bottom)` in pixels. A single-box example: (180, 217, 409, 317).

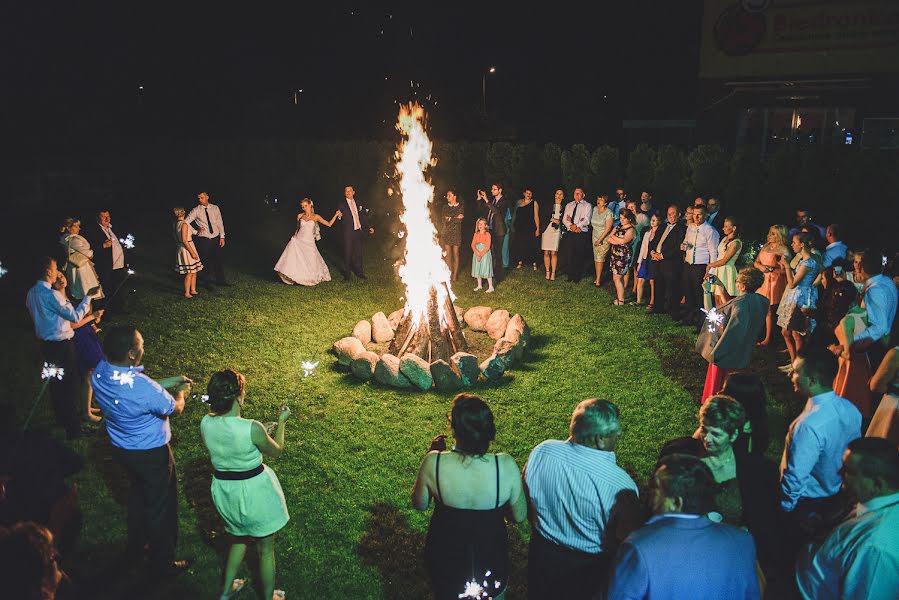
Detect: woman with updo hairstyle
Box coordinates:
(412, 394, 527, 599)
(59, 216, 104, 301)
(200, 368, 292, 600)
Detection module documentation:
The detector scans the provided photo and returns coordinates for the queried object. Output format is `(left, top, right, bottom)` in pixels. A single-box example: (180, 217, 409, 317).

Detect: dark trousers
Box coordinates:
(342, 229, 365, 277)
(679, 263, 707, 320)
(40, 340, 80, 437)
(560, 232, 590, 282)
(527, 530, 609, 600)
(866, 343, 889, 375)
(112, 444, 178, 572)
(96, 266, 128, 312)
(780, 493, 848, 566)
(195, 236, 226, 283)
(490, 231, 504, 280)
(655, 259, 682, 314)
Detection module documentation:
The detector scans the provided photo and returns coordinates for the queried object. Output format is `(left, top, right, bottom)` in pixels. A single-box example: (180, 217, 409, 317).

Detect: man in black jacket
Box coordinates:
(477, 183, 509, 279)
(650, 204, 686, 315)
(83, 209, 127, 312)
(336, 185, 375, 280)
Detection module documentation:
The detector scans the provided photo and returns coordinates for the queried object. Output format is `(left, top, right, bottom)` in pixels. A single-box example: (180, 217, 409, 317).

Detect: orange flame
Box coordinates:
(395, 103, 453, 327)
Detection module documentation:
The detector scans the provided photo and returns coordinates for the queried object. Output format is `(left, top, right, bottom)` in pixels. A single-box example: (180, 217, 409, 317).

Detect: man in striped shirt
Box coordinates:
(523, 399, 640, 599)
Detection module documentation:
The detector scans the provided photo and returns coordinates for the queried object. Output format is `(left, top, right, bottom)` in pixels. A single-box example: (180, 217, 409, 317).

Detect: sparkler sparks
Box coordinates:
(458, 571, 499, 599)
(701, 307, 725, 333)
(41, 363, 65, 380)
(300, 360, 319, 378)
(112, 370, 136, 388)
(127, 268, 135, 275)
(118, 234, 135, 249)
(0, 262, 7, 278)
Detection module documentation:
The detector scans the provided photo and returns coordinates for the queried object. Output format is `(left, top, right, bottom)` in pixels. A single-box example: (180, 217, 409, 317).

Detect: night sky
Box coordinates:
(3, 3, 702, 143)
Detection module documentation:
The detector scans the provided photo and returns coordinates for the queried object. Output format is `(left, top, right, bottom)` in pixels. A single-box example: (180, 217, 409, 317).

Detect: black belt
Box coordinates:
(213, 464, 264, 480)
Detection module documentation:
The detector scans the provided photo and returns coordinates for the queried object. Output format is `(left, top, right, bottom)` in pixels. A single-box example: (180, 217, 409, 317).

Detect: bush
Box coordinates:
(687, 144, 729, 198)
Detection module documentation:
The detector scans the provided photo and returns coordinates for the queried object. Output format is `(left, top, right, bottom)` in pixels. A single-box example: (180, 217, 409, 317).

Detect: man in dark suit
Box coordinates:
(83, 209, 128, 312)
(336, 185, 374, 280)
(650, 204, 686, 315)
(476, 183, 509, 279)
(706, 197, 725, 235)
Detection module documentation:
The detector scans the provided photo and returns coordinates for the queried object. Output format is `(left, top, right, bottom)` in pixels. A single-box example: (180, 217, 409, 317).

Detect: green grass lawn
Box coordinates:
(2, 231, 802, 599)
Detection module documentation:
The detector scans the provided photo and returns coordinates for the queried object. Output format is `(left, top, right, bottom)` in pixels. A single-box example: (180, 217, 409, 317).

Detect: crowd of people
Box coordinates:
(5, 184, 899, 599)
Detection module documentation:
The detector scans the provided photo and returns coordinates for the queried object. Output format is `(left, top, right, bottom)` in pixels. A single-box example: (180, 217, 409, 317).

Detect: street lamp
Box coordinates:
(482, 66, 496, 118)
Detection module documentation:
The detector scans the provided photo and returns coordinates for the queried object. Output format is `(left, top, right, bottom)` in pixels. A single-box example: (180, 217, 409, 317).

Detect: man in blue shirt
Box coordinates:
(93, 325, 193, 576)
(850, 249, 898, 371)
(608, 454, 760, 600)
(822, 224, 848, 268)
(25, 257, 94, 440)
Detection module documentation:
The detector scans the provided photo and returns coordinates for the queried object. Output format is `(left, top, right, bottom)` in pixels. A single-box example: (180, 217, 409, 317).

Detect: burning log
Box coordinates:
(388, 286, 467, 364)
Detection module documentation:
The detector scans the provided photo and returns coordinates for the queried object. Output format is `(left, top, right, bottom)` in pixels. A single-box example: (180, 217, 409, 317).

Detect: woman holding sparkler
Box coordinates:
(412, 394, 527, 599)
(59, 217, 104, 301)
(201, 369, 291, 600)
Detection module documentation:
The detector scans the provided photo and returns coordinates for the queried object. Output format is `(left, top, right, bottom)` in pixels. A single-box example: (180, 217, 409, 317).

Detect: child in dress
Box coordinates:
(471, 218, 495, 293)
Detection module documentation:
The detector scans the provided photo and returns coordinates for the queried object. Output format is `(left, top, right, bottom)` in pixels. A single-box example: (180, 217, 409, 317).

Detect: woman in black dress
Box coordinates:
(511, 188, 540, 270)
(411, 394, 527, 599)
(441, 190, 465, 281)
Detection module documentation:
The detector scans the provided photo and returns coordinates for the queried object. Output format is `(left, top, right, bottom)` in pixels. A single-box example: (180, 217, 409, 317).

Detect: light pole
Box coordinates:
(482, 66, 496, 118)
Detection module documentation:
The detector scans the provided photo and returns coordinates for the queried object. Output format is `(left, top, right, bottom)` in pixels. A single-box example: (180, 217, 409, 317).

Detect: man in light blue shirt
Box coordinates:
(524, 399, 640, 599)
(850, 249, 898, 371)
(93, 325, 193, 577)
(797, 437, 899, 600)
(822, 224, 848, 268)
(25, 257, 93, 439)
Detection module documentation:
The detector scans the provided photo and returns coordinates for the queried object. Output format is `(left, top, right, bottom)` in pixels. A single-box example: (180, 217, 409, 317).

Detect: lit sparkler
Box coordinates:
(0, 261, 7, 278)
(118, 234, 135, 249)
(701, 307, 725, 333)
(112, 370, 136, 388)
(458, 570, 500, 599)
(300, 360, 319, 378)
(41, 362, 65, 380)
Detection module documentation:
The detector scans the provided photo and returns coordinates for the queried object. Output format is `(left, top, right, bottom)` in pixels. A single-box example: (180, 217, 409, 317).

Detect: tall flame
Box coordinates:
(395, 103, 452, 326)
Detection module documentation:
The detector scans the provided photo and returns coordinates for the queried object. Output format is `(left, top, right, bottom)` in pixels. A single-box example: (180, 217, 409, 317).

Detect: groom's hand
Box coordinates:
(369, 228, 375, 235)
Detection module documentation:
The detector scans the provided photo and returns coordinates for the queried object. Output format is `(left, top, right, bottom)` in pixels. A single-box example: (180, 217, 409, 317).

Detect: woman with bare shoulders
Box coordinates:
(274, 198, 340, 285)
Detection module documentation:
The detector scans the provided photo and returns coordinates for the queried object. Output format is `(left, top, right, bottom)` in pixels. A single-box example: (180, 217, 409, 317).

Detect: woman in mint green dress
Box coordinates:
(201, 369, 291, 600)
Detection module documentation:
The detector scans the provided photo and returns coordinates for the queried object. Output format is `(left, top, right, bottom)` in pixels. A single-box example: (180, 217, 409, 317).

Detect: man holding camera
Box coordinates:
(477, 183, 509, 279)
(678, 205, 719, 325)
(92, 325, 193, 576)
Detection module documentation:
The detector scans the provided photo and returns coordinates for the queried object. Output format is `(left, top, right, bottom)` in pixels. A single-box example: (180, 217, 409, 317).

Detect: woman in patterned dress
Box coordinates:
(607, 208, 637, 306)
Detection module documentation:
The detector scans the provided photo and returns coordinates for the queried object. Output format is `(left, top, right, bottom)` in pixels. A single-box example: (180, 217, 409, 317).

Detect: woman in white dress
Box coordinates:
(59, 217, 104, 301)
(540, 189, 564, 280)
(274, 198, 341, 285)
(173, 207, 204, 298)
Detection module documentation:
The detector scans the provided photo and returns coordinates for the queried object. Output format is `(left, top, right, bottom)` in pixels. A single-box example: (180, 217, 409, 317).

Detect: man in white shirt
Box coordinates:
(524, 399, 640, 598)
(796, 437, 898, 600)
(677, 205, 720, 325)
(24, 257, 94, 439)
(85, 209, 128, 312)
(185, 192, 228, 286)
(558, 187, 592, 283)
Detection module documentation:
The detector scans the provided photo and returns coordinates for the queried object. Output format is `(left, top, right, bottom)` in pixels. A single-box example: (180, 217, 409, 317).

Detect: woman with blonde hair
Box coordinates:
(754, 224, 791, 346)
(59, 217, 104, 301)
(173, 206, 203, 298)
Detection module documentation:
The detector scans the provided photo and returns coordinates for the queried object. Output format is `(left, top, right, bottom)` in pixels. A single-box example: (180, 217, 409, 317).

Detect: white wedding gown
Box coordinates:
(274, 219, 332, 285)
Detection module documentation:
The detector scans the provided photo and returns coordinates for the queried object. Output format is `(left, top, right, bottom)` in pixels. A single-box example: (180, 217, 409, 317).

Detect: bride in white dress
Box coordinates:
(274, 198, 341, 285)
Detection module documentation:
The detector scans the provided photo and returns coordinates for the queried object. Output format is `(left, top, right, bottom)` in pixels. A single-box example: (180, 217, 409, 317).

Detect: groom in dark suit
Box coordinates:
(84, 209, 128, 312)
(336, 185, 374, 280)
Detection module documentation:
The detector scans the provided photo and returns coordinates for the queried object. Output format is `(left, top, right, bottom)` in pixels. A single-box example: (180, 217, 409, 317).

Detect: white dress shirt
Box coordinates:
(797, 491, 899, 600)
(562, 201, 591, 232)
(186, 202, 226, 239)
(856, 274, 898, 345)
(346, 197, 361, 230)
(780, 391, 862, 511)
(25, 281, 92, 341)
(682, 222, 720, 265)
(100, 224, 125, 269)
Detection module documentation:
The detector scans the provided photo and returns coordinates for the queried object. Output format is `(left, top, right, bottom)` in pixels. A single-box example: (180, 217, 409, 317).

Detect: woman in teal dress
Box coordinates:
(471, 218, 495, 292)
(200, 369, 291, 600)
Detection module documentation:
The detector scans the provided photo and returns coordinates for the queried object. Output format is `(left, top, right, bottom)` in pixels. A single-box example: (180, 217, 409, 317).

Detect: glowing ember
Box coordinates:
(41, 363, 65, 380)
(395, 103, 453, 328)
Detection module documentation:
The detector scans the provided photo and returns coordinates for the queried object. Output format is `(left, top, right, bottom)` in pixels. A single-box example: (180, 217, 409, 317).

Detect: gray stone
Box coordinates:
(492, 337, 520, 366)
(333, 336, 366, 366)
(430, 360, 463, 392)
(479, 354, 506, 381)
(374, 354, 411, 388)
(388, 309, 405, 331)
(486, 309, 511, 340)
(452, 352, 481, 386)
(506, 314, 530, 345)
(400, 354, 433, 391)
(350, 351, 379, 380)
(464, 306, 493, 332)
(371, 312, 395, 343)
(352, 320, 372, 345)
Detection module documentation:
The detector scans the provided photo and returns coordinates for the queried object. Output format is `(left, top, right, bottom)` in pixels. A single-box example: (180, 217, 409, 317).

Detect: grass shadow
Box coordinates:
(86, 433, 129, 506)
(179, 456, 230, 555)
(357, 503, 429, 600)
(646, 333, 706, 401)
